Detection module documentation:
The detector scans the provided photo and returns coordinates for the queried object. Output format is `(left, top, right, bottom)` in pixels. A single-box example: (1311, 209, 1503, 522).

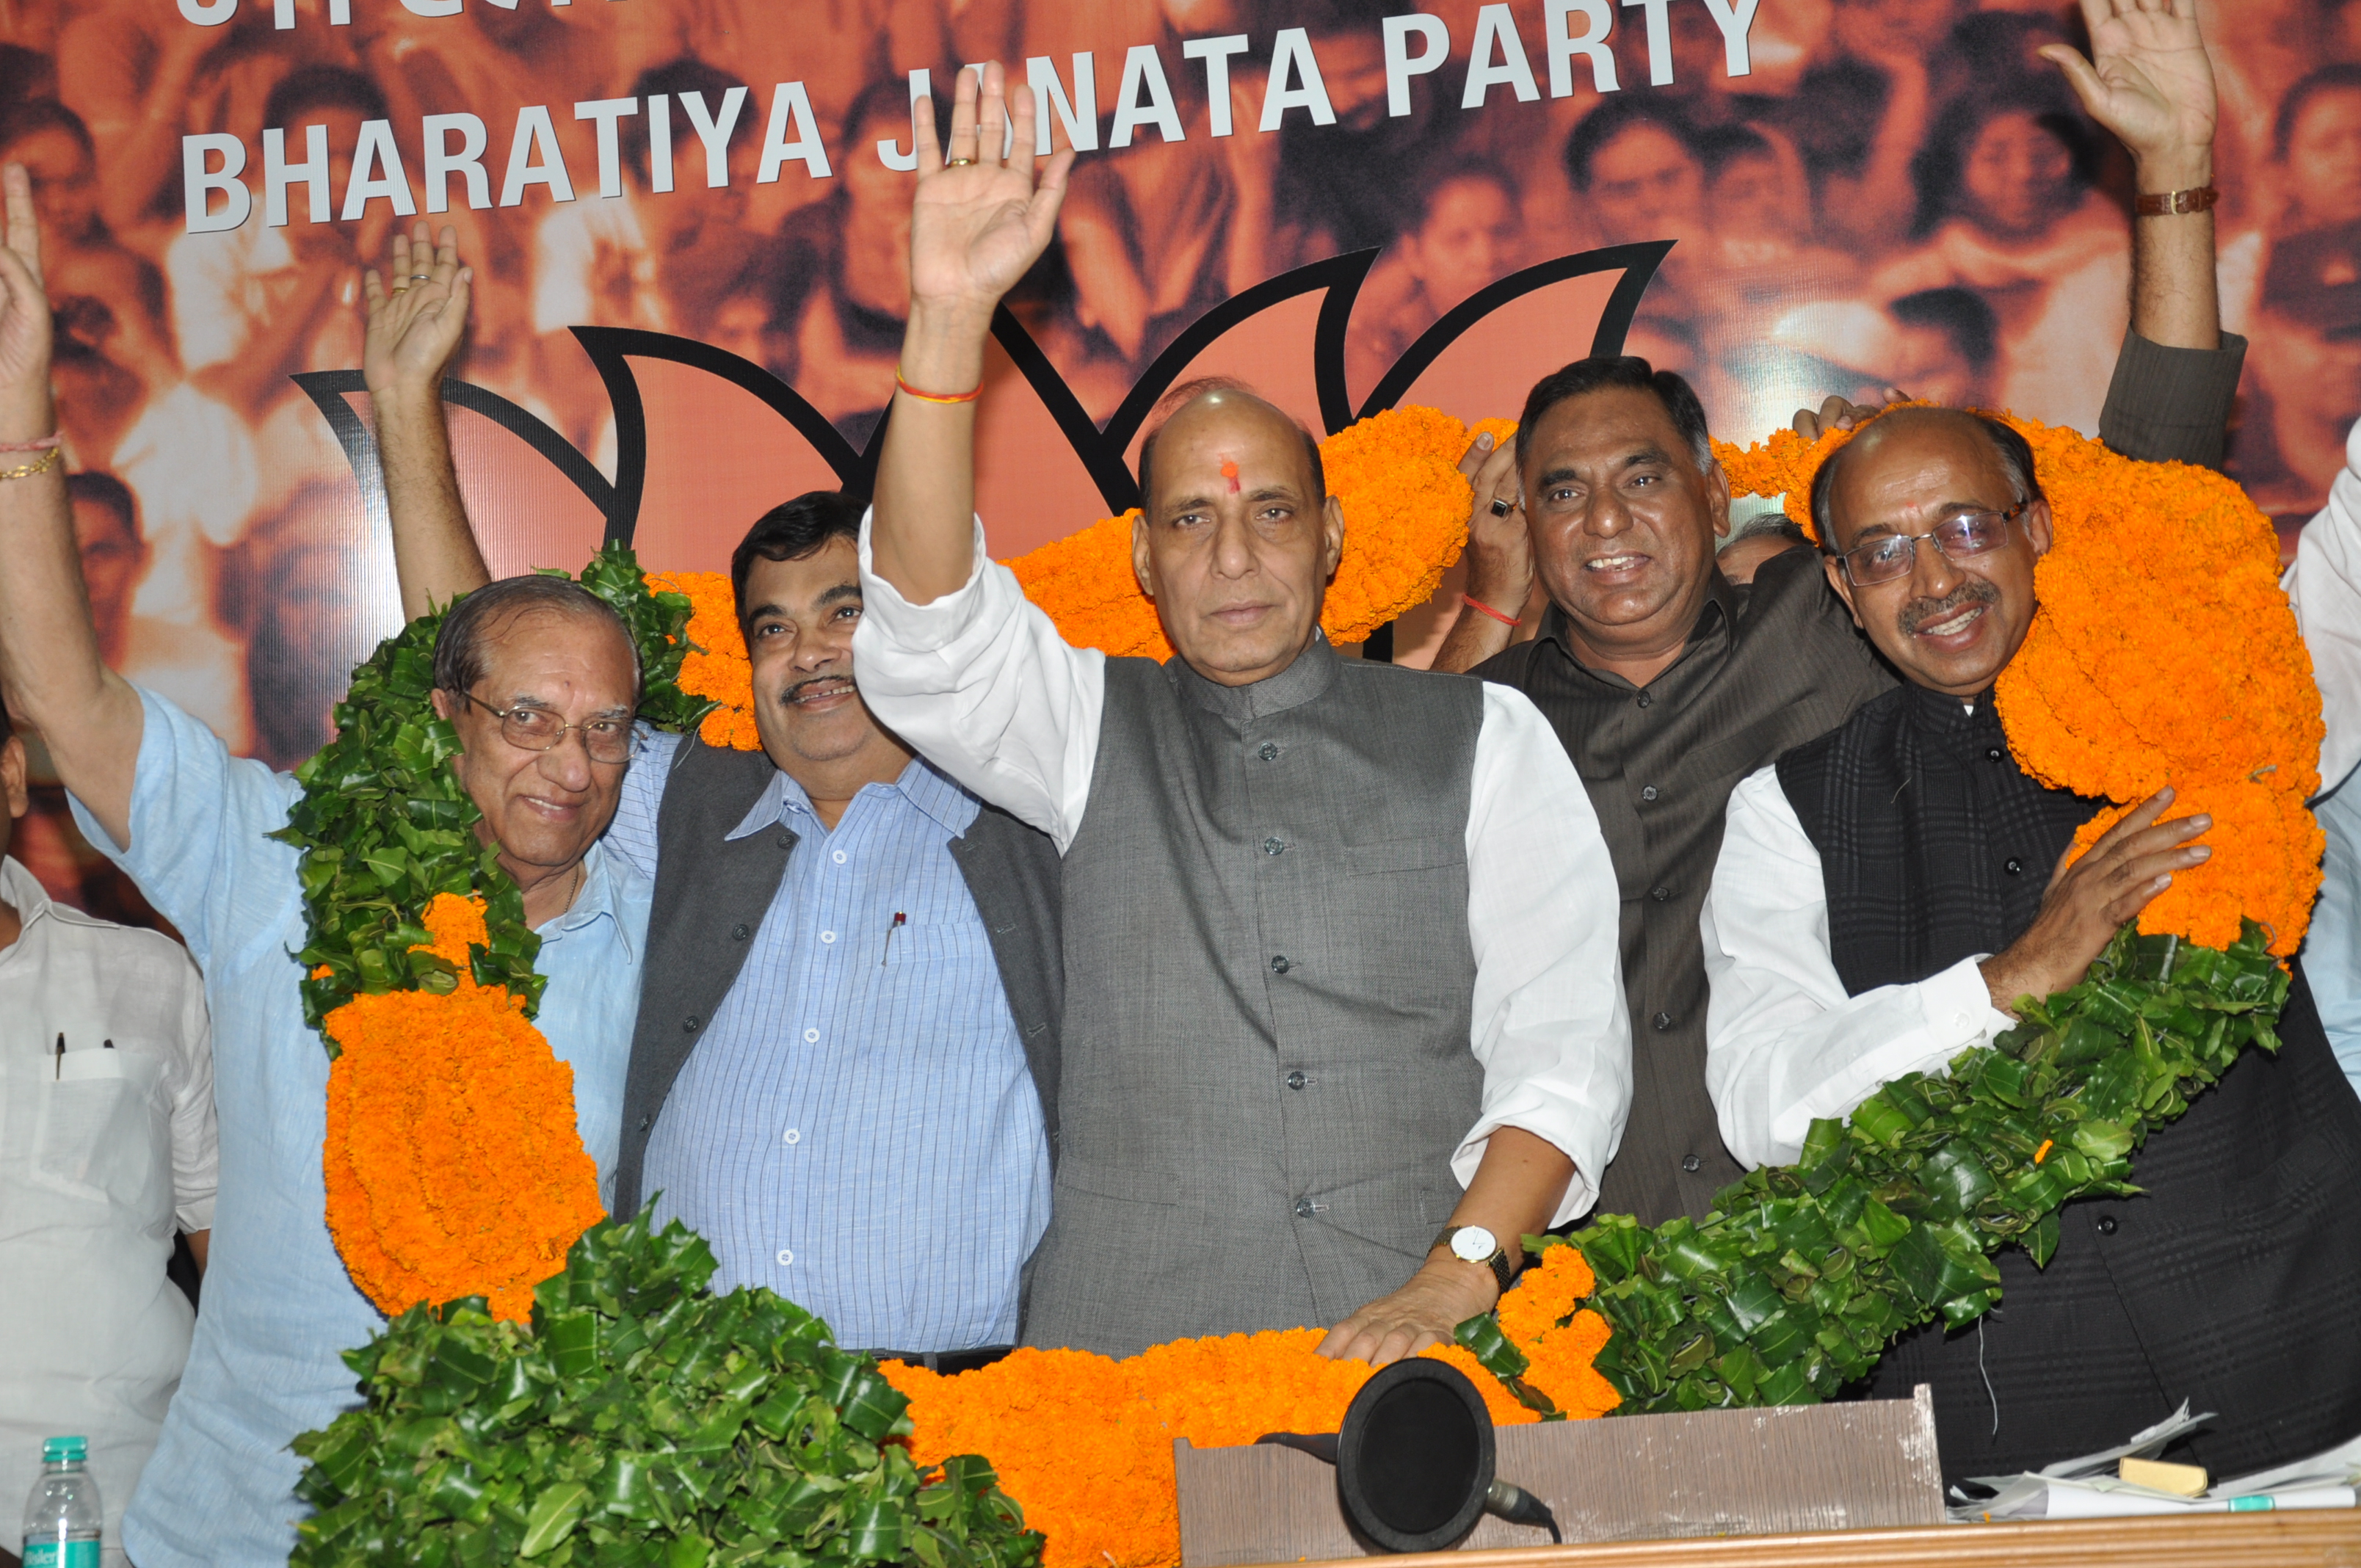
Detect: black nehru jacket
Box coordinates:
(1779, 685, 2361, 1481)
(1474, 330, 2251, 1226)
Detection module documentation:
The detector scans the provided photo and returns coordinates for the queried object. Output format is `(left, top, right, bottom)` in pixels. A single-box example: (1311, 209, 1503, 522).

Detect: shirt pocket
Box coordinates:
(28, 1048, 167, 1214)
(880, 921, 990, 970)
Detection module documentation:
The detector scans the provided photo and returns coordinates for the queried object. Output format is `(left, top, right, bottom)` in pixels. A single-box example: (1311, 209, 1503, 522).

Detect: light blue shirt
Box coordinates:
(75, 690, 649, 1568)
(2314, 777, 2361, 1099)
(614, 732, 1050, 1352)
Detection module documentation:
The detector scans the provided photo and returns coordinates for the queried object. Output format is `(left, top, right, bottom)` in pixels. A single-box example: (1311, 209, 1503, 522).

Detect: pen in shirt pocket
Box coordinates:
(880, 911, 906, 967)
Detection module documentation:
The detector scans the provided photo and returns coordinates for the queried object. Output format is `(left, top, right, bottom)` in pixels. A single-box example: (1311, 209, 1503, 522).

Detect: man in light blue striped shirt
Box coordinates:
(380, 366, 1061, 1359)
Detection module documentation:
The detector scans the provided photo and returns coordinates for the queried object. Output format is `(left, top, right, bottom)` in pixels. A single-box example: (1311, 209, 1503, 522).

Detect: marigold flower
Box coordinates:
(1714, 410, 2324, 954)
(886, 1324, 1556, 1568)
(645, 570, 764, 751)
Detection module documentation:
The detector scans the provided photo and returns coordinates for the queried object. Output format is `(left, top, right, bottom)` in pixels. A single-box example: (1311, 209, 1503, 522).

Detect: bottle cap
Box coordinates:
(41, 1437, 87, 1464)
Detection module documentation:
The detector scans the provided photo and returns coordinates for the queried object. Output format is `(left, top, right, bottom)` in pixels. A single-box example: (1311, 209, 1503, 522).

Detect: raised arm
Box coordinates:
(0, 164, 142, 849)
(365, 224, 491, 619)
(869, 62, 1070, 606)
(2043, 0, 2219, 352)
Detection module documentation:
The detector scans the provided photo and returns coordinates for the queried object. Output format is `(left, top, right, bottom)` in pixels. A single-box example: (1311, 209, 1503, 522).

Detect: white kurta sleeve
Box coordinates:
(852, 515, 1108, 852)
(2285, 416, 2361, 797)
(1454, 683, 1633, 1224)
(1702, 766, 2017, 1170)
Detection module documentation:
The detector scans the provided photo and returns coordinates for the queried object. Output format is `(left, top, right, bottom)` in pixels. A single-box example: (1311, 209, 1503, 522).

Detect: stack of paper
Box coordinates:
(1948, 1404, 2361, 1522)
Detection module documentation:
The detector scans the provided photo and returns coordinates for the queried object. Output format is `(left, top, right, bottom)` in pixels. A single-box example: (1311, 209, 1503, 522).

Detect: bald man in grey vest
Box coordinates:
(856, 68, 1631, 1362)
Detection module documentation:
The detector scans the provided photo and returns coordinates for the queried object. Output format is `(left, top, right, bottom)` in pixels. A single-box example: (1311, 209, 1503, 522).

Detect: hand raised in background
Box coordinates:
(2039, 0, 2216, 183)
(907, 62, 1075, 324)
(363, 223, 474, 405)
(0, 163, 54, 440)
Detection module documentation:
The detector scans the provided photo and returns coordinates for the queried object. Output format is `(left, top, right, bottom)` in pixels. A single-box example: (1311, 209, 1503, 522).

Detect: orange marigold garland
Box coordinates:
(885, 1326, 1557, 1568)
(1713, 409, 2324, 953)
(321, 894, 603, 1322)
(646, 568, 764, 751)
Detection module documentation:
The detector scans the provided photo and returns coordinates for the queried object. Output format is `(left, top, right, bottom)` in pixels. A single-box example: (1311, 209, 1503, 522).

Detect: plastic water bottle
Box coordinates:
(21, 1437, 101, 1568)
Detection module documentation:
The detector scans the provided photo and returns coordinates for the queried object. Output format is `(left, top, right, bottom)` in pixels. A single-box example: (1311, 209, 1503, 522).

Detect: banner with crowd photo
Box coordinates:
(4, 0, 2357, 919)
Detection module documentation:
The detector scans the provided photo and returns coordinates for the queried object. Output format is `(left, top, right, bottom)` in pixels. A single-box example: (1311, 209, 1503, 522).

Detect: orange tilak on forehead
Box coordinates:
(1219, 457, 1241, 493)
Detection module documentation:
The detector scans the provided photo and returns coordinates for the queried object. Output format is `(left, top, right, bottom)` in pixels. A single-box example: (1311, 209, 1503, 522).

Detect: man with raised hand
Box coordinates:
(1700, 400, 2361, 1480)
(364, 221, 1064, 1371)
(0, 181, 651, 1567)
(858, 65, 1631, 1364)
(1432, 0, 2249, 1229)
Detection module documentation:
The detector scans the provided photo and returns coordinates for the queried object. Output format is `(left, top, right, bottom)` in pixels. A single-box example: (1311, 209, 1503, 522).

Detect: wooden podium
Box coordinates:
(1172, 1387, 2361, 1567)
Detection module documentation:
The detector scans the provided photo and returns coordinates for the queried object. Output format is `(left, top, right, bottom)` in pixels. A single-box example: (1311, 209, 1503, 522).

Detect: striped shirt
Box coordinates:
(610, 733, 1050, 1351)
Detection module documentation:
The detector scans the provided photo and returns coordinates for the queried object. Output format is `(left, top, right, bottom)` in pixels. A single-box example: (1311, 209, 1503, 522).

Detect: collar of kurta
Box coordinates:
(1531, 565, 1740, 688)
(1165, 628, 1340, 723)
(722, 752, 973, 840)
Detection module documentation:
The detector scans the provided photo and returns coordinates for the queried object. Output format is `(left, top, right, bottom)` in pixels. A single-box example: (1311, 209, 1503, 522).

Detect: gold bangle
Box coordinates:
(0, 446, 59, 481)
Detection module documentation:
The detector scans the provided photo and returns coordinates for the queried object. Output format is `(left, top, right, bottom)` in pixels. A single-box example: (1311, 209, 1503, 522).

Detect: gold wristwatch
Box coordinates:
(1431, 1224, 1515, 1293)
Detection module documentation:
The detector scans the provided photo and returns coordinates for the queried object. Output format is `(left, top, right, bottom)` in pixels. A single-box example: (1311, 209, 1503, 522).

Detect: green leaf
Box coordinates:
(519, 1482, 590, 1557)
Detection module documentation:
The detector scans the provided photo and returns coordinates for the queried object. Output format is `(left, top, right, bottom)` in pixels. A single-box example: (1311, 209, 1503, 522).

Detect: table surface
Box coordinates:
(1241, 1511, 2361, 1567)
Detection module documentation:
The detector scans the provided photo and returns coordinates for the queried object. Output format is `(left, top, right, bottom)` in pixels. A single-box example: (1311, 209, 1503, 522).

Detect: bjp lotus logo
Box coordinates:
(297, 242, 1668, 617)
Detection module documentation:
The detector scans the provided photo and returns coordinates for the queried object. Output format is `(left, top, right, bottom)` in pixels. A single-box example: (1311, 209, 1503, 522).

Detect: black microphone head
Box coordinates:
(1334, 1359, 1496, 1553)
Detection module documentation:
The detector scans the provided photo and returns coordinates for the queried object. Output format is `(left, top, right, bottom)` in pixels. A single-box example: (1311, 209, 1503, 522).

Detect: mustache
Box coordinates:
(1896, 576, 1999, 635)
(775, 672, 860, 706)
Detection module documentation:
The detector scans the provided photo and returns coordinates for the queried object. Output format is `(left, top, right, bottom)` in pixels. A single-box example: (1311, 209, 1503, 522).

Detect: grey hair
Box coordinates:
(432, 575, 642, 701)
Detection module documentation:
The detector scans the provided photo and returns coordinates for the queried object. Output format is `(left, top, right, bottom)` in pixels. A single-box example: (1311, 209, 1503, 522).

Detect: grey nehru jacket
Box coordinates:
(1474, 327, 2249, 1226)
(1023, 639, 1489, 1356)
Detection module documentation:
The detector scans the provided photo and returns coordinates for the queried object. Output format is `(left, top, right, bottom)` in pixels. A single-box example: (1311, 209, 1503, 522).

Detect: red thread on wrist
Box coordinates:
(895, 371, 982, 405)
(1461, 592, 1520, 628)
(0, 434, 60, 452)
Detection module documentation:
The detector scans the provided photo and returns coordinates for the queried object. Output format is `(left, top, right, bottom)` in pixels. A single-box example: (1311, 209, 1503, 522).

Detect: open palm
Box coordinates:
(0, 164, 54, 428)
(363, 223, 474, 397)
(2042, 0, 2215, 164)
(908, 62, 1073, 317)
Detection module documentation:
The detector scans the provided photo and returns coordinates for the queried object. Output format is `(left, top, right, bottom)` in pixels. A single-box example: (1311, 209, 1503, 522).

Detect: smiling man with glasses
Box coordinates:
(0, 186, 654, 1567)
(1697, 403, 2361, 1484)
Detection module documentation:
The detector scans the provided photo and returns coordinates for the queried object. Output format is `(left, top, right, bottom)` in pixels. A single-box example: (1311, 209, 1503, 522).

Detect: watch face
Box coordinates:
(1450, 1226, 1498, 1263)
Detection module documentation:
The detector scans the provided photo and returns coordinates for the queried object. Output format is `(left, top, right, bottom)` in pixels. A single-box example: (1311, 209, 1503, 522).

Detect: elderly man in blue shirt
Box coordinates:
(0, 177, 652, 1567)
(369, 225, 1059, 1366)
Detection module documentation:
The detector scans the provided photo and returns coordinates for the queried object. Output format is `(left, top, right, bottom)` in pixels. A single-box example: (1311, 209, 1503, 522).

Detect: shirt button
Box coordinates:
(803, 1028, 820, 1043)
(777, 833, 794, 850)
(1259, 742, 1281, 762)
(1681, 1153, 1701, 1173)
(682, 1015, 700, 1034)
(1653, 1011, 1673, 1031)
(1263, 837, 1285, 856)
(1285, 1070, 1308, 1090)
(1650, 885, 1671, 902)
(776, 1248, 795, 1266)
(731, 923, 751, 941)
(1636, 692, 1653, 708)
(2096, 1216, 2118, 1235)
(1271, 955, 1292, 974)
(2004, 857, 2023, 876)
(820, 931, 836, 943)
(783, 1128, 801, 1145)
(833, 849, 847, 863)
(1293, 1197, 1318, 1219)
(1642, 785, 1659, 802)
(638, 1116, 651, 1133)
(1986, 747, 2003, 763)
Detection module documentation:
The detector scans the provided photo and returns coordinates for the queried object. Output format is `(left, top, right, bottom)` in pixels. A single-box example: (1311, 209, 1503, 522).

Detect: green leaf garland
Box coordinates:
(291, 1208, 1045, 1568)
(271, 548, 703, 1038)
(1457, 923, 2289, 1415)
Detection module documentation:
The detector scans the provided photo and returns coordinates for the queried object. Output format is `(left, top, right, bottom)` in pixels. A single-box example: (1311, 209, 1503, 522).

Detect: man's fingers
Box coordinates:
(978, 62, 1010, 169)
(946, 60, 980, 167)
(913, 92, 943, 177)
(2089, 788, 2176, 855)
(2103, 873, 2175, 929)
(2, 164, 39, 277)
(1458, 429, 1497, 478)
(362, 268, 385, 312)
(1029, 148, 1076, 235)
(435, 225, 460, 278)
(2038, 43, 2108, 115)
(1314, 1321, 1375, 1362)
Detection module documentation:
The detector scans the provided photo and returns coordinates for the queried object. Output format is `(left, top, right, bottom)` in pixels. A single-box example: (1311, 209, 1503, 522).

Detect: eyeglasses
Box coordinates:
(455, 690, 634, 764)
(1838, 504, 2025, 587)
